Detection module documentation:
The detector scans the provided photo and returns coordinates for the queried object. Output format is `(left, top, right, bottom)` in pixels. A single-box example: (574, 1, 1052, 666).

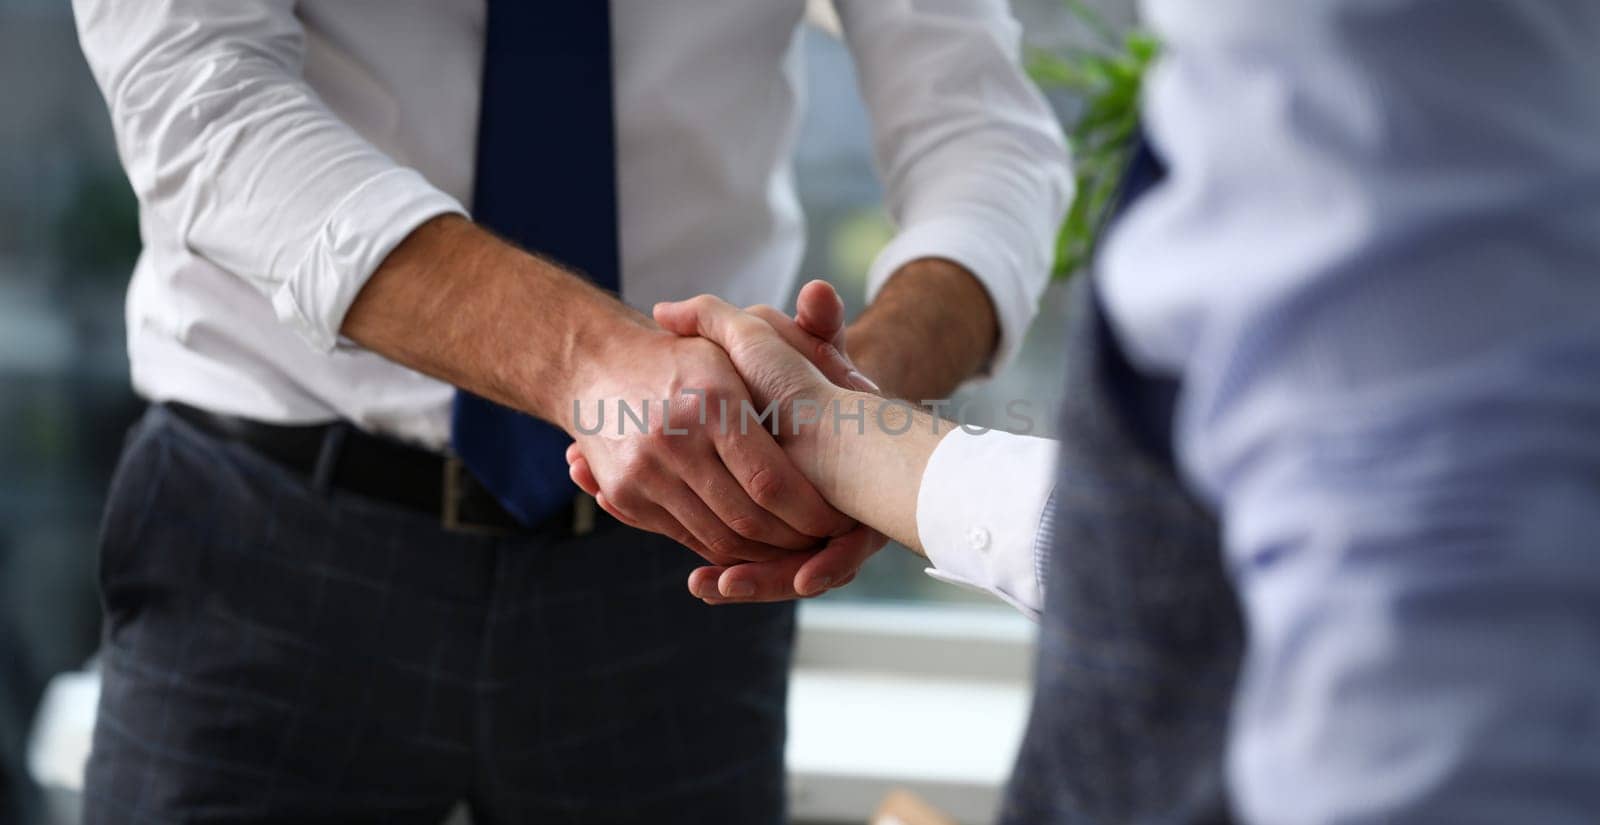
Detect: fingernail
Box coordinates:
(725, 582, 756, 598)
(809, 577, 834, 595)
(846, 370, 880, 394)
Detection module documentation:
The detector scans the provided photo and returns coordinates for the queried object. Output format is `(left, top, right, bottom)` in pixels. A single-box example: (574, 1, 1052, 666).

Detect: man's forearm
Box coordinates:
(345, 215, 853, 557)
(847, 258, 1000, 402)
(342, 214, 647, 425)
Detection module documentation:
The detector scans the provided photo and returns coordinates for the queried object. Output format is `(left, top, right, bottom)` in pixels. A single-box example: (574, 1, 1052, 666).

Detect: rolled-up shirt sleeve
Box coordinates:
(916, 428, 1057, 619)
(71, 0, 467, 353)
(836, 0, 1072, 374)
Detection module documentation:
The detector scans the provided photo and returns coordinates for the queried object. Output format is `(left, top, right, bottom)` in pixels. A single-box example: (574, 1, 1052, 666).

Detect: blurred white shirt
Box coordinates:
(72, 0, 1069, 448)
(1107, 1, 1600, 822)
(922, 10, 1600, 821)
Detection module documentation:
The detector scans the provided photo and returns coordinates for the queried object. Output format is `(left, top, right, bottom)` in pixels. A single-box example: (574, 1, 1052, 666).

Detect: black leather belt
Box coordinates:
(165, 402, 595, 538)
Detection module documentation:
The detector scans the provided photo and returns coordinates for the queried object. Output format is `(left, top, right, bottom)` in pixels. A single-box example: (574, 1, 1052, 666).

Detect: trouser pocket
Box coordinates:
(95, 409, 171, 626)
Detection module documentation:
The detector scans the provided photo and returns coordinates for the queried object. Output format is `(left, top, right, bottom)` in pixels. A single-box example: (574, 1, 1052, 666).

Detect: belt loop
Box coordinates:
(442, 457, 466, 532)
(311, 422, 349, 494)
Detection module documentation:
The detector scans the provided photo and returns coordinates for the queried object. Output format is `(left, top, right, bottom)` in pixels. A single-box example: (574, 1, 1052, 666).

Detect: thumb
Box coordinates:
(794, 279, 846, 347)
(792, 280, 878, 394)
(651, 299, 701, 337)
(652, 294, 769, 356)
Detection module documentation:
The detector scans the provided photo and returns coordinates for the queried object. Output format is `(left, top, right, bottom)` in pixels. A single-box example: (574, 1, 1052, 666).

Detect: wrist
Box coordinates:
(791, 389, 940, 546)
(843, 318, 907, 400)
(519, 283, 656, 428)
(784, 384, 852, 462)
(849, 257, 999, 401)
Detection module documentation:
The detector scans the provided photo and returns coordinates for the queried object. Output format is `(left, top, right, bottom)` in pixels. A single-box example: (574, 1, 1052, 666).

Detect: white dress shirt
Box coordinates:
(72, 0, 1069, 448)
(916, 428, 1056, 621)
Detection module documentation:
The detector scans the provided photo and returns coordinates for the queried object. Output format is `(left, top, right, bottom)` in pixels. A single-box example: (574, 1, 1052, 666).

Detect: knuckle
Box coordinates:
(725, 512, 768, 541)
(747, 308, 782, 329)
(691, 294, 726, 313)
(745, 466, 786, 509)
(673, 529, 703, 553)
(704, 531, 745, 559)
(607, 485, 646, 514)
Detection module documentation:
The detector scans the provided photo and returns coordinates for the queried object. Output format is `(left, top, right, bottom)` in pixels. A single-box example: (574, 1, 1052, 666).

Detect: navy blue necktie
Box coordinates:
(452, 0, 620, 527)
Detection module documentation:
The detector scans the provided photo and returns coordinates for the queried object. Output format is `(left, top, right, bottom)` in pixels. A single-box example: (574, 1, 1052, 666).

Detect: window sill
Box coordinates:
(788, 601, 1036, 824)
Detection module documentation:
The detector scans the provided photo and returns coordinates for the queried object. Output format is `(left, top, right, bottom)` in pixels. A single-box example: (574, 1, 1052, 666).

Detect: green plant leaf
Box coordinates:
(1031, 1, 1158, 281)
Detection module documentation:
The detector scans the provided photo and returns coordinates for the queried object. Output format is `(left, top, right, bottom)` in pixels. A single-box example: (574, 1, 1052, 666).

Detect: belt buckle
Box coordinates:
(442, 458, 600, 538)
(441, 456, 512, 537)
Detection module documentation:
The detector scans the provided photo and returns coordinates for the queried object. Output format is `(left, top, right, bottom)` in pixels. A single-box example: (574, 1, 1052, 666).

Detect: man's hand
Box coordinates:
(562, 322, 854, 565)
(659, 258, 1004, 602)
(567, 259, 1001, 602)
(343, 215, 853, 567)
(683, 284, 891, 602)
(568, 282, 892, 601)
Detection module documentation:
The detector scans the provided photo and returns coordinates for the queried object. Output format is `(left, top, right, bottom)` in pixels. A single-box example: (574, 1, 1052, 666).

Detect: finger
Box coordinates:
(684, 456, 819, 551)
(711, 426, 855, 539)
(792, 526, 886, 595)
(687, 566, 728, 601)
(745, 305, 856, 388)
(598, 492, 739, 567)
(750, 304, 878, 394)
(654, 478, 794, 563)
(716, 554, 809, 601)
(653, 295, 772, 357)
(792, 281, 880, 393)
(708, 527, 886, 603)
(652, 298, 700, 337)
(568, 455, 600, 496)
(593, 491, 633, 527)
(652, 294, 739, 338)
(795, 279, 846, 344)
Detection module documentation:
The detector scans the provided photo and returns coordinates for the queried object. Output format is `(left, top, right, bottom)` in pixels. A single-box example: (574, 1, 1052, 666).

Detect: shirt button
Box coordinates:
(967, 526, 991, 552)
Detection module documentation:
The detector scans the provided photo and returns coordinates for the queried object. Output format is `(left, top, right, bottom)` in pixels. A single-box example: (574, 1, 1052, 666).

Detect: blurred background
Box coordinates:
(0, 0, 1134, 821)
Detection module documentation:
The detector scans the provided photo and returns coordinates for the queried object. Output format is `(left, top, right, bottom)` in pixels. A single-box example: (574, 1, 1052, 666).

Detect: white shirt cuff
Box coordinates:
(866, 209, 1048, 377)
(915, 427, 1056, 619)
(271, 167, 468, 353)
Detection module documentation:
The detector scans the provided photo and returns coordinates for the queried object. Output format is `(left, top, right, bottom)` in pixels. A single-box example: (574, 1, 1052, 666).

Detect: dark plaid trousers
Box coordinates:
(84, 405, 794, 825)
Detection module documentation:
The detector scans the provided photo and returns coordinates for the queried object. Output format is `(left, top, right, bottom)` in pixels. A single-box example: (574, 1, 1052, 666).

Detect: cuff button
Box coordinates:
(967, 526, 991, 552)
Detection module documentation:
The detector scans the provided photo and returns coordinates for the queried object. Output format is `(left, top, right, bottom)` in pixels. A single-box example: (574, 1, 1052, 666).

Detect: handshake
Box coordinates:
(562, 280, 893, 604)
